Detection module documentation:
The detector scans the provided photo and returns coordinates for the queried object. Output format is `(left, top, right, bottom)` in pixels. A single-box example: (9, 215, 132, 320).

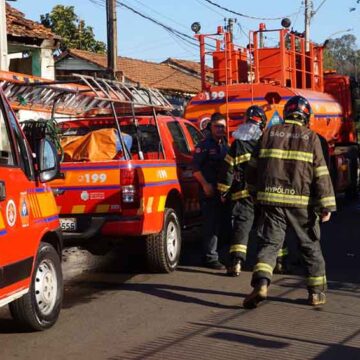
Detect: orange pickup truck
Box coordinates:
(1, 73, 203, 273)
(51, 114, 203, 272)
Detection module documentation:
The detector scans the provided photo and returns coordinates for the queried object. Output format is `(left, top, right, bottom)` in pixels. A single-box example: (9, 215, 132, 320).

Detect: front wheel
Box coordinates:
(146, 208, 182, 273)
(9, 242, 63, 331)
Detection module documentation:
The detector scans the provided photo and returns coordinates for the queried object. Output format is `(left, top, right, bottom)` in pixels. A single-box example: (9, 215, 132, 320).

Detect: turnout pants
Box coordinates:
(252, 206, 326, 293)
(229, 197, 255, 263)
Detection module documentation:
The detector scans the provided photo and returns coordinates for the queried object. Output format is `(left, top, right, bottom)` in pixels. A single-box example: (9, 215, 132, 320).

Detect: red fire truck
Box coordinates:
(0, 87, 62, 330)
(185, 23, 359, 195)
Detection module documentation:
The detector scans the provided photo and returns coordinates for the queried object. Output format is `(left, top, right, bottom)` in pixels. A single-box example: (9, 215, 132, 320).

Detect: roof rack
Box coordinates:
(0, 73, 173, 115)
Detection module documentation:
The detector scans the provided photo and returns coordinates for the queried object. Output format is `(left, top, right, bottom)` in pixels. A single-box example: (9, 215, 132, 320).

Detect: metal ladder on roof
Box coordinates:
(72, 74, 173, 110)
(0, 74, 173, 115)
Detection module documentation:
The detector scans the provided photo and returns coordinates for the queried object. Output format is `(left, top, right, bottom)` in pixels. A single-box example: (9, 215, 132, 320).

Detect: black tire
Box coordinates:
(9, 242, 63, 331)
(146, 208, 181, 273)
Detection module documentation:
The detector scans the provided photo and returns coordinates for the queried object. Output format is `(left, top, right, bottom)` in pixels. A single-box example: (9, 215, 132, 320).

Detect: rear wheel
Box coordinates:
(9, 242, 63, 331)
(146, 208, 181, 273)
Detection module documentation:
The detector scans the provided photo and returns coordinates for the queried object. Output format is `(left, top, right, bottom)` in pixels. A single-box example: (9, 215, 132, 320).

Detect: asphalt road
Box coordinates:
(0, 197, 360, 360)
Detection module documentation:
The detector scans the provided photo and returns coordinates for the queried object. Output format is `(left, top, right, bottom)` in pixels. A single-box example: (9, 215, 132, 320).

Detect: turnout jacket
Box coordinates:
(246, 120, 336, 212)
(217, 138, 258, 201)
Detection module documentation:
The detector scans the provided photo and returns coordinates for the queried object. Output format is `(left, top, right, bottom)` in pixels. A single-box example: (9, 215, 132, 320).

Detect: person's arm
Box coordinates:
(192, 142, 214, 197)
(312, 134, 336, 222)
(193, 171, 214, 197)
(217, 141, 237, 198)
(245, 142, 260, 196)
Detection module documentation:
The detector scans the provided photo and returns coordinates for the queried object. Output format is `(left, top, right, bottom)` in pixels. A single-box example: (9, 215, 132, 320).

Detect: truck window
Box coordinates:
(123, 124, 161, 154)
(167, 121, 190, 155)
(185, 123, 203, 146)
(0, 102, 14, 166)
(61, 123, 163, 160)
(4, 102, 34, 179)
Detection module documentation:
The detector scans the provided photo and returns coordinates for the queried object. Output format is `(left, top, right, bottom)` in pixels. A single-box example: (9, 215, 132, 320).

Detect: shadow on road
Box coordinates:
(208, 331, 289, 349)
(64, 280, 242, 310)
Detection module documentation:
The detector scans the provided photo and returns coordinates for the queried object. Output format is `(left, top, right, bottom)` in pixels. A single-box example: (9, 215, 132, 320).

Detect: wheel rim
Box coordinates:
(34, 259, 58, 316)
(166, 219, 179, 262)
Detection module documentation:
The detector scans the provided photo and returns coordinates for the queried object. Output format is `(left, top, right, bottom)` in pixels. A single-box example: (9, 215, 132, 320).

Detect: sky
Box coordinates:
(13, 0, 360, 63)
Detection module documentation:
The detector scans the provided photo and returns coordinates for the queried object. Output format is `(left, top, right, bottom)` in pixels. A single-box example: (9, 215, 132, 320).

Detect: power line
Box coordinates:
(202, 0, 299, 20)
(118, 1, 196, 43)
(124, 39, 176, 55)
(91, 0, 218, 51)
(168, 32, 199, 58)
(237, 23, 249, 39)
(194, 0, 226, 17)
(128, 0, 189, 30)
(291, 2, 304, 28)
(91, 0, 201, 48)
(313, 0, 328, 16)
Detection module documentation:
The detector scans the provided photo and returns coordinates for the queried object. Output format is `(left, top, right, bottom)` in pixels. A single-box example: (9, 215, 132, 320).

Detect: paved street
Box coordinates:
(0, 197, 360, 360)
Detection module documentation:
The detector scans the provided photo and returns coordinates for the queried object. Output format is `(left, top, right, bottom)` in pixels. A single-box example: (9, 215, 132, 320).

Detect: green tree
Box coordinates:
(323, 34, 360, 79)
(41, 5, 106, 54)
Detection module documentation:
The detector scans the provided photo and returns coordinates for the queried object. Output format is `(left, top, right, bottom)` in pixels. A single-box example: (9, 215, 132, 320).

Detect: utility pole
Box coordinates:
(226, 18, 236, 42)
(259, 23, 266, 48)
(304, 0, 313, 52)
(106, 0, 118, 79)
(0, 0, 8, 70)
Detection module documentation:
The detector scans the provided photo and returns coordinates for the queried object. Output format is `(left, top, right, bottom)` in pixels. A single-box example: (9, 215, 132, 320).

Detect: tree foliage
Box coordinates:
(41, 5, 106, 54)
(323, 34, 360, 80)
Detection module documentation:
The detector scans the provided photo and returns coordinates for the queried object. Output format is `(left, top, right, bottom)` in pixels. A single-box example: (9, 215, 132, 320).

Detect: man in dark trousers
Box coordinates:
(193, 112, 230, 269)
(243, 95, 336, 308)
(217, 105, 267, 276)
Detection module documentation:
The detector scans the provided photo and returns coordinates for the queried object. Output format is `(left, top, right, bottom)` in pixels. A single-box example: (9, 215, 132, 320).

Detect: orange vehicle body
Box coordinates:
(0, 71, 204, 273)
(0, 87, 62, 329)
(50, 115, 202, 236)
(185, 25, 359, 193)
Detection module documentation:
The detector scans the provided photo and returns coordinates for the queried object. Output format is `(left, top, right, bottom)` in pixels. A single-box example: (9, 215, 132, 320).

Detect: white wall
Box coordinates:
(0, 0, 8, 70)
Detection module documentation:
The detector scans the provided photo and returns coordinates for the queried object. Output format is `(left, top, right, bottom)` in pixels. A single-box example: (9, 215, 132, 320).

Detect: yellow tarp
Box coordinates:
(61, 128, 117, 162)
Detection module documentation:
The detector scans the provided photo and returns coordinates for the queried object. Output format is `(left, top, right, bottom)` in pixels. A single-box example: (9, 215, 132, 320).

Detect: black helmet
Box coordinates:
(245, 105, 267, 130)
(283, 96, 311, 125)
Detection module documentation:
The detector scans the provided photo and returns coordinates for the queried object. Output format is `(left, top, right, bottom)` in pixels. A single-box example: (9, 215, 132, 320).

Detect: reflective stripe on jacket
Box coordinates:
(246, 120, 336, 211)
(217, 138, 257, 201)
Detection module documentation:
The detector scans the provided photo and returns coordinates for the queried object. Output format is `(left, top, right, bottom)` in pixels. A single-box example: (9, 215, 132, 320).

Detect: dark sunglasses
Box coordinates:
(213, 124, 226, 129)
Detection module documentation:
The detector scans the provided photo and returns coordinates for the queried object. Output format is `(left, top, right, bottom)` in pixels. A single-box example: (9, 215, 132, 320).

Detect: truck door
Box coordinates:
(0, 96, 37, 301)
(166, 121, 201, 221)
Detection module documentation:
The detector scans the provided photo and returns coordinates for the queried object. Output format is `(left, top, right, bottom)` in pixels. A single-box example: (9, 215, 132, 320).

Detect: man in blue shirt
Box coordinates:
(192, 112, 230, 269)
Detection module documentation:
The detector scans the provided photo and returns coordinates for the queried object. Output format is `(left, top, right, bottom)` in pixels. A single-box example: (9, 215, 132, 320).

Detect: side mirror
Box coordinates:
(37, 139, 60, 183)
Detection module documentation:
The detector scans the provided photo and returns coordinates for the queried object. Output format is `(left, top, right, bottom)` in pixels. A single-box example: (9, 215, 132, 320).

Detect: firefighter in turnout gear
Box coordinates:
(218, 105, 267, 276)
(243, 96, 336, 309)
(193, 112, 231, 269)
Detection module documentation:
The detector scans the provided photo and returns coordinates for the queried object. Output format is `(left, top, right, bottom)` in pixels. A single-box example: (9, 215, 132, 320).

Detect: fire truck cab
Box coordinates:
(0, 88, 62, 331)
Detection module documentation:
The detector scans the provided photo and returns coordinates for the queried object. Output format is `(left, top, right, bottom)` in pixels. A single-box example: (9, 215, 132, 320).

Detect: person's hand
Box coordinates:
(321, 210, 331, 223)
(203, 183, 214, 197)
(220, 195, 227, 203)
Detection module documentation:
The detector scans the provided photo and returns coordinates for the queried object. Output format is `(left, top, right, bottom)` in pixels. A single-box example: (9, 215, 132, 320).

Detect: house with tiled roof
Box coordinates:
(55, 49, 203, 114)
(5, 3, 60, 79)
(162, 57, 213, 82)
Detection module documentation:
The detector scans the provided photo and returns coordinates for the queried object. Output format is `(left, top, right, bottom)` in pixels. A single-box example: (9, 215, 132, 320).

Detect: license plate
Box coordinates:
(60, 218, 77, 232)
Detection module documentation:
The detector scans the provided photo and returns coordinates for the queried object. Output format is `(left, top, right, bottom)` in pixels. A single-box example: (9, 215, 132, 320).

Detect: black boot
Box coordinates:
(226, 258, 242, 277)
(243, 278, 268, 309)
(308, 291, 326, 306)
